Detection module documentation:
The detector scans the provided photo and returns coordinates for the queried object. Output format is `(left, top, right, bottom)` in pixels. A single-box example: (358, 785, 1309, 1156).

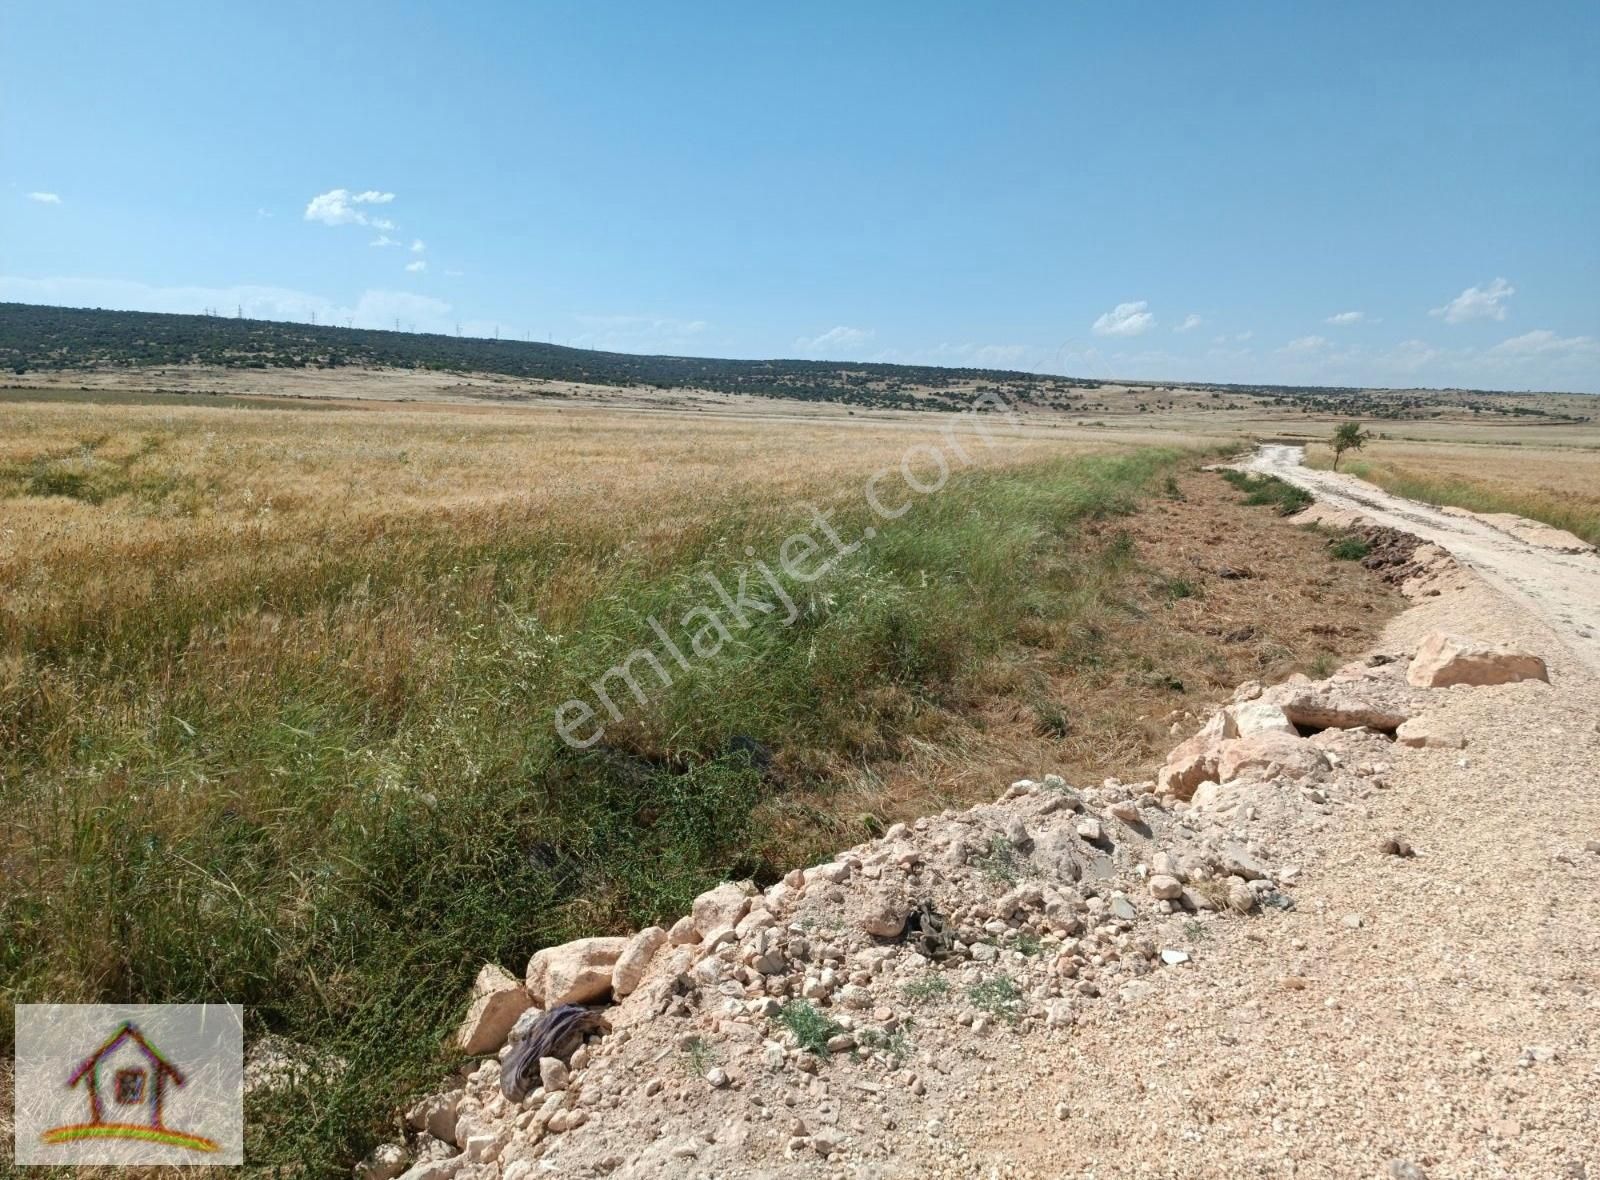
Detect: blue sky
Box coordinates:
(4, 2, 1597, 391)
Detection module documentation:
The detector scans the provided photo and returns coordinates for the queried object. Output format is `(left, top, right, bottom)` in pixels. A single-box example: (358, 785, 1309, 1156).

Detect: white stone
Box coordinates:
(611, 926, 668, 998)
(455, 965, 532, 1054)
(525, 936, 626, 1006)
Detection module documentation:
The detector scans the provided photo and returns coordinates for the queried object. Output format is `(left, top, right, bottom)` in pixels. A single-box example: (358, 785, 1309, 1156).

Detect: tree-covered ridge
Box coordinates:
(1, 302, 1589, 418)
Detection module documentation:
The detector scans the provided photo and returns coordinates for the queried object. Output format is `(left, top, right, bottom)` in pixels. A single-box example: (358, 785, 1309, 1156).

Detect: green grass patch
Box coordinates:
(967, 974, 1023, 1024)
(902, 974, 950, 1005)
(975, 835, 1025, 884)
(1328, 535, 1370, 561)
(1219, 468, 1314, 515)
(776, 1000, 844, 1056)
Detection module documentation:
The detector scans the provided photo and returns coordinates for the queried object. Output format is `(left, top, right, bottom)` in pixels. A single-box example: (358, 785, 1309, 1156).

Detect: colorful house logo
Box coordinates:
(40, 1021, 220, 1153)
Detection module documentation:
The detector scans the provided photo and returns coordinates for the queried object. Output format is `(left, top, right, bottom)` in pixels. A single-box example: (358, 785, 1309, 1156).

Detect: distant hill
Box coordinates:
(0, 302, 1589, 418)
(0, 302, 1084, 412)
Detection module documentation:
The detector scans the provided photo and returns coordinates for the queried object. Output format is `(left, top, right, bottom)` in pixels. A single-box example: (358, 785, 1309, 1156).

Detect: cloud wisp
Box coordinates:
(304, 188, 398, 229)
(795, 325, 875, 354)
(1092, 301, 1154, 337)
(1431, 278, 1514, 324)
(26, 191, 61, 204)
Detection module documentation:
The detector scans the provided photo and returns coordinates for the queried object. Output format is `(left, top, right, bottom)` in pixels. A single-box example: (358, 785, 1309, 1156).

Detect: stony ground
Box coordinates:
(375, 505, 1600, 1180)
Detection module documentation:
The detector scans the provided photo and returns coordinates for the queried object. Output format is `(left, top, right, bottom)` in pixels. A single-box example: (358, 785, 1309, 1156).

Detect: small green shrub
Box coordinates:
(902, 974, 950, 1005)
(776, 1000, 843, 1056)
(681, 1035, 716, 1075)
(1329, 535, 1370, 561)
(1219, 469, 1313, 515)
(967, 974, 1023, 1023)
(1158, 574, 1200, 601)
(976, 835, 1024, 884)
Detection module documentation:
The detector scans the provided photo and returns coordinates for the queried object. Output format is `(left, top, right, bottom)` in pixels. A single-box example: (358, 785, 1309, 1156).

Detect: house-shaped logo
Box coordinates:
(40, 1021, 219, 1153)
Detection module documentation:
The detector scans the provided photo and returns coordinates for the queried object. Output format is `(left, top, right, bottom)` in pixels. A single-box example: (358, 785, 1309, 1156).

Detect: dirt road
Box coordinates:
(1246, 443, 1600, 675)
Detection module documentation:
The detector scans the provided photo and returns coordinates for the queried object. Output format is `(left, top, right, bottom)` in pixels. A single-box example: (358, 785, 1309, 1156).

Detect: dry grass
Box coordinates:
(1304, 438, 1600, 546)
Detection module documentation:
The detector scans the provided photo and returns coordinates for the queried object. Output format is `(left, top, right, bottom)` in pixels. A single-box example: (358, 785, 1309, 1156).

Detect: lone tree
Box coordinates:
(1331, 421, 1372, 471)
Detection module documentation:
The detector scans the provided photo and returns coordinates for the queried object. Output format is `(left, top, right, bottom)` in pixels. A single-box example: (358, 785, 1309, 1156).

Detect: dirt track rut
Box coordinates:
(1246, 444, 1600, 674)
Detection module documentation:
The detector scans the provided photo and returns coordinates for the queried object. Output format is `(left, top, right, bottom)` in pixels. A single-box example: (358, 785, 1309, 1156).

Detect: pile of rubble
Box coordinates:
(363, 631, 1548, 1180)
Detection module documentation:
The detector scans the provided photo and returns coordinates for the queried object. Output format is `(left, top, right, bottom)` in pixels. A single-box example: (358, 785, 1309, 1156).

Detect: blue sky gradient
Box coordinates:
(4, 2, 1597, 390)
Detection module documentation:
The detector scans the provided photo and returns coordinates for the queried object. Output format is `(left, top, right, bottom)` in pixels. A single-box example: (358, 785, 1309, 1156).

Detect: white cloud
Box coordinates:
(404, 259, 427, 273)
(1280, 335, 1331, 355)
(1174, 314, 1202, 333)
(1325, 310, 1368, 325)
(1091, 301, 1154, 337)
(409, 239, 426, 253)
(303, 188, 398, 228)
(27, 191, 61, 204)
(1431, 277, 1514, 323)
(0, 274, 451, 332)
(369, 234, 399, 248)
(795, 325, 875, 354)
(1488, 329, 1598, 358)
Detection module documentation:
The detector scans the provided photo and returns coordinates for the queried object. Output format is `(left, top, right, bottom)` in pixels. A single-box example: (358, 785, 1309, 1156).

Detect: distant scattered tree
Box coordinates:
(1330, 421, 1372, 470)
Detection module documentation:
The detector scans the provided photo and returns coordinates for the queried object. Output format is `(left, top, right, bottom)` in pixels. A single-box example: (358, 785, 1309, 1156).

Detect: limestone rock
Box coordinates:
(1216, 732, 1330, 783)
(406, 1090, 464, 1143)
(525, 936, 627, 1006)
(395, 1157, 466, 1180)
(1228, 700, 1297, 738)
(1148, 874, 1183, 900)
(1004, 815, 1034, 850)
(1262, 683, 1409, 731)
(1226, 880, 1257, 913)
(1106, 799, 1140, 824)
(1406, 631, 1548, 689)
(455, 964, 533, 1055)
(356, 1143, 410, 1180)
(691, 881, 753, 936)
(1155, 738, 1218, 799)
(538, 1056, 568, 1092)
(1395, 717, 1468, 749)
(612, 926, 668, 998)
(859, 897, 908, 939)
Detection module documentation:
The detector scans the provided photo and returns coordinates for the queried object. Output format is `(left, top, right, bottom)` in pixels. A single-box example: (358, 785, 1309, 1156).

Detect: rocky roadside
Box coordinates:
(350, 532, 1599, 1180)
